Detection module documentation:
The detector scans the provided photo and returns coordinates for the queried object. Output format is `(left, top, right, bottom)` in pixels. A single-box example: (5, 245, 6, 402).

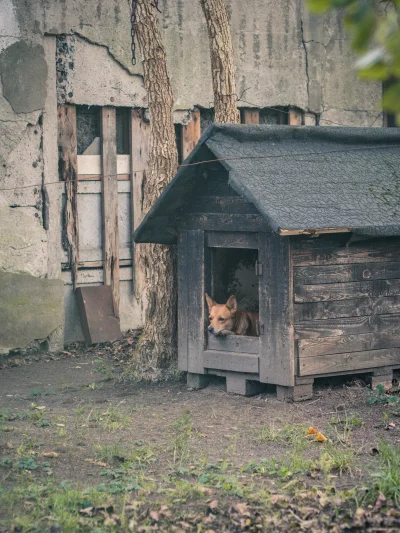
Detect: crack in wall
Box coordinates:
(299, 16, 310, 111)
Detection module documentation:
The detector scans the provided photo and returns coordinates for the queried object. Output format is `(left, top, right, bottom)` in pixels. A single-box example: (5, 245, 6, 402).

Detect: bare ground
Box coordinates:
(1, 339, 400, 532)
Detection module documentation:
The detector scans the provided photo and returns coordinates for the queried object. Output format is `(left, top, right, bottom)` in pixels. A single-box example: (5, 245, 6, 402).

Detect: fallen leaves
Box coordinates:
(307, 426, 328, 442)
(42, 451, 59, 458)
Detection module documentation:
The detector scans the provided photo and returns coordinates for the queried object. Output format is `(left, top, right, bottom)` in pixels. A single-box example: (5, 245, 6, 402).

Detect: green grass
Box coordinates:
(254, 423, 309, 449)
(370, 441, 400, 505)
(171, 412, 193, 466)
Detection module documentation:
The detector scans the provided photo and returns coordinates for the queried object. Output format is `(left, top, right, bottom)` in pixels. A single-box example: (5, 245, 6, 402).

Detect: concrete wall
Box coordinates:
(0, 0, 383, 351)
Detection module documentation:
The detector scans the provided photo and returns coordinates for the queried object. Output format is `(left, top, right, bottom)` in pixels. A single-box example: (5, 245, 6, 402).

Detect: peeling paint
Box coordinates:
(0, 40, 47, 113)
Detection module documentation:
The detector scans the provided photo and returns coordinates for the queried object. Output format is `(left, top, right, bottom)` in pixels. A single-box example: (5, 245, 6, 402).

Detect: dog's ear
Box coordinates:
(205, 293, 216, 312)
(226, 295, 238, 315)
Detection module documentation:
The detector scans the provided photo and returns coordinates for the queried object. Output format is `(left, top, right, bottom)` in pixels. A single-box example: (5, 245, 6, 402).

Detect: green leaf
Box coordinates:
(307, 0, 333, 13)
(383, 82, 400, 112)
(358, 62, 390, 80)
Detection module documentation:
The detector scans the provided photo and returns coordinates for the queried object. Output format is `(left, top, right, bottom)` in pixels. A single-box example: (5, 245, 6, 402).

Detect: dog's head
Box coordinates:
(205, 294, 237, 336)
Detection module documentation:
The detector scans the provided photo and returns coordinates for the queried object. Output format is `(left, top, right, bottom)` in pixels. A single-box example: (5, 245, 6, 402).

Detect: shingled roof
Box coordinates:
(134, 124, 400, 243)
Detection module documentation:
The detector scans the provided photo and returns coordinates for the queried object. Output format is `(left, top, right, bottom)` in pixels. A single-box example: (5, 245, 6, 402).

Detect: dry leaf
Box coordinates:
(233, 502, 249, 515)
(270, 494, 289, 505)
(374, 492, 387, 511)
(208, 500, 218, 511)
(314, 431, 328, 443)
(149, 510, 160, 522)
(79, 506, 96, 517)
(308, 427, 318, 435)
(6, 441, 13, 449)
(85, 459, 109, 467)
(42, 452, 59, 458)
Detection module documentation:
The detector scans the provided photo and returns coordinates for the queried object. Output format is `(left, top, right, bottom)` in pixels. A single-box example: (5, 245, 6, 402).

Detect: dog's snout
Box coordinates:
(208, 326, 214, 333)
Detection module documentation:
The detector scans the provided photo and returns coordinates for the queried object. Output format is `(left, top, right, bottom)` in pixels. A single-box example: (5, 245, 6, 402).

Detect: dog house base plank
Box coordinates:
(187, 372, 212, 390)
(366, 368, 394, 390)
(276, 383, 313, 402)
(204, 350, 259, 374)
(226, 373, 264, 396)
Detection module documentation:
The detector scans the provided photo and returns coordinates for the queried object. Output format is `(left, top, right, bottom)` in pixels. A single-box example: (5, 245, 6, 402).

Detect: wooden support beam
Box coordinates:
(101, 107, 120, 316)
(187, 372, 212, 390)
(368, 368, 393, 390)
(58, 104, 79, 288)
(225, 373, 265, 396)
(182, 109, 201, 161)
(289, 107, 303, 126)
(130, 108, 150, 297)
(277, 383, 313, 402)
(242, 109, 260, 124)
(279, 227, 350, 237)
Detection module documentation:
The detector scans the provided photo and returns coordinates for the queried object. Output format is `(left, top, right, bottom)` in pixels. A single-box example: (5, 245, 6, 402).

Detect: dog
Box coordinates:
(205, 294, 259, 337)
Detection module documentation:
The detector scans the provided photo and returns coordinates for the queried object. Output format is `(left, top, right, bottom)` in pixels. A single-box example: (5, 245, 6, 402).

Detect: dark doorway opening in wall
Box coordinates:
(210, 248, 259, 313)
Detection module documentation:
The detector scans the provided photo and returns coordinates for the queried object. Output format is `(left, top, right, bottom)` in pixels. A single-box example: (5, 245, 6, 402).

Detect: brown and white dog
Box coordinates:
(205, 294, 259, 337)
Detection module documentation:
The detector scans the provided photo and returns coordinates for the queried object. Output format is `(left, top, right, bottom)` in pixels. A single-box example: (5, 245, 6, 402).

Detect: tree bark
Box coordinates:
(200, 0, 240, 124)
(133, 0, 179, 377)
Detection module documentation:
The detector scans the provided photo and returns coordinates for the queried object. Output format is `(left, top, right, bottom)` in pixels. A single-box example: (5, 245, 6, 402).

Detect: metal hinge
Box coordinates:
(255, 261, 263, 276)
(256, 322, 264, 336)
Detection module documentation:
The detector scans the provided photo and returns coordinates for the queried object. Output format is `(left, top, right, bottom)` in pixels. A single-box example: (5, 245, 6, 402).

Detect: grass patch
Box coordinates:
(370, 441, 400, 505)
(171, 412, 193, 466)
(254, 423, 309, 449)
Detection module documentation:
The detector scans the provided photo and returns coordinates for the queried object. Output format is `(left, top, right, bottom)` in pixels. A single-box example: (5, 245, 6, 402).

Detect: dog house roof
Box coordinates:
(134, 124, 400, 244)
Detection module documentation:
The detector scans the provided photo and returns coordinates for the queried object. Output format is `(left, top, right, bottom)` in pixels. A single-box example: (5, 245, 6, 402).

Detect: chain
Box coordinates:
(130, 0, 162, 66)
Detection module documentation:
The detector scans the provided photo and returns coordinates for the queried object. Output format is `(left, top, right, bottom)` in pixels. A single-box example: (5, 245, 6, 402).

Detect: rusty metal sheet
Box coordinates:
(75, 286, 122, 344)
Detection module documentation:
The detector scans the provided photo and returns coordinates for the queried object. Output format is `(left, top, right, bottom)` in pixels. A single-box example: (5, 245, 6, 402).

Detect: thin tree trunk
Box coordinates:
(200, 0, 240, 124)
(133, 0, 178, 377)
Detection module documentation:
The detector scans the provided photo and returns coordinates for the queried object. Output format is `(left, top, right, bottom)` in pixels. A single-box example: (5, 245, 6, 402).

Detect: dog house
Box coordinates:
(134, 125, 400, 401)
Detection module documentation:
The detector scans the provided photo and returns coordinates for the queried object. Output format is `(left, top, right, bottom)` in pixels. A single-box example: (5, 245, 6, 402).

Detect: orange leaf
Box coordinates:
(314, 431, 327, 443)
(308, 427, 318, 435)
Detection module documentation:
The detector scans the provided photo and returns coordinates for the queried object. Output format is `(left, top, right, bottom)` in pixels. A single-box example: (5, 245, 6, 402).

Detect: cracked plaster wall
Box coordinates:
(0, 0, 384, 351)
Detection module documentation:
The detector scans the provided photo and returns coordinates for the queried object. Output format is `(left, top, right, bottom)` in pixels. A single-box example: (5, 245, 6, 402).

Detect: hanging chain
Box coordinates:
(130, 0, 162, 66)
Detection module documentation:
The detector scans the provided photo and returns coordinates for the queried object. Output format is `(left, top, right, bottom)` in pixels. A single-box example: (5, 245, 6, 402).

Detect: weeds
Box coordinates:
(255, 423, 308, 450)
(171, 412, 193, 466)
(92, 405, 131, 432)
(367, 384, 398, 405)
(370, 441, 400, 505)
(317, 445, 356, 476)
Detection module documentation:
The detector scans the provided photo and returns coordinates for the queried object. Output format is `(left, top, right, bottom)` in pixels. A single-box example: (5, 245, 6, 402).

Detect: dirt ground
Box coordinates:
(1, 339, 400, 532)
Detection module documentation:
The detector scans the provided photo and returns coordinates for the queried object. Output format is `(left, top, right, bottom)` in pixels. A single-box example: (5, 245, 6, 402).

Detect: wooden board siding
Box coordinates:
(101, 107, 120, 315)
(259, 233, 294, 386)
(187, 229, 206, 374)
(293, 237, 400, 377)
(207, 334, 259, 354)
(204, 351, 259, 373)
(177, 231, 189, 371)
(58, 104, 79, 288)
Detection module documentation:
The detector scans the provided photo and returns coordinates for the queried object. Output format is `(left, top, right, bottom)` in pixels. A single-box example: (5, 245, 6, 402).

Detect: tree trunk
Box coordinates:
(133, 0, 179, 377)
(200, 0, 240, 124)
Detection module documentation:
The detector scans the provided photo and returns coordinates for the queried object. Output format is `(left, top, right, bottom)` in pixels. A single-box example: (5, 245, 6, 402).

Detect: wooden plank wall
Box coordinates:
(58, 104, 79, 288)
(182, 110, 201, 161)
(101, 107, 120, 315)
(130, 109, 150, 296)
(293, 237, 400, 377)
(259, 233, 294, 386)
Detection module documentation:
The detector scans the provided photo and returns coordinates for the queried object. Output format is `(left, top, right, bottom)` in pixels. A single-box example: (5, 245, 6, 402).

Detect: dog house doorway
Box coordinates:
(205, 231, 262, 359)
(209, 247, 259, 315)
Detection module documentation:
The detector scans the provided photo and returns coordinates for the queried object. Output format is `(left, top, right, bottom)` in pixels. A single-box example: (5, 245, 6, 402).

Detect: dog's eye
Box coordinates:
(218, 317, 225, 322)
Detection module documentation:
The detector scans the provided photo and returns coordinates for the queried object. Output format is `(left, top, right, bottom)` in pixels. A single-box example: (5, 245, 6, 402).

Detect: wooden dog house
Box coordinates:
(134, 125, 400, 400)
